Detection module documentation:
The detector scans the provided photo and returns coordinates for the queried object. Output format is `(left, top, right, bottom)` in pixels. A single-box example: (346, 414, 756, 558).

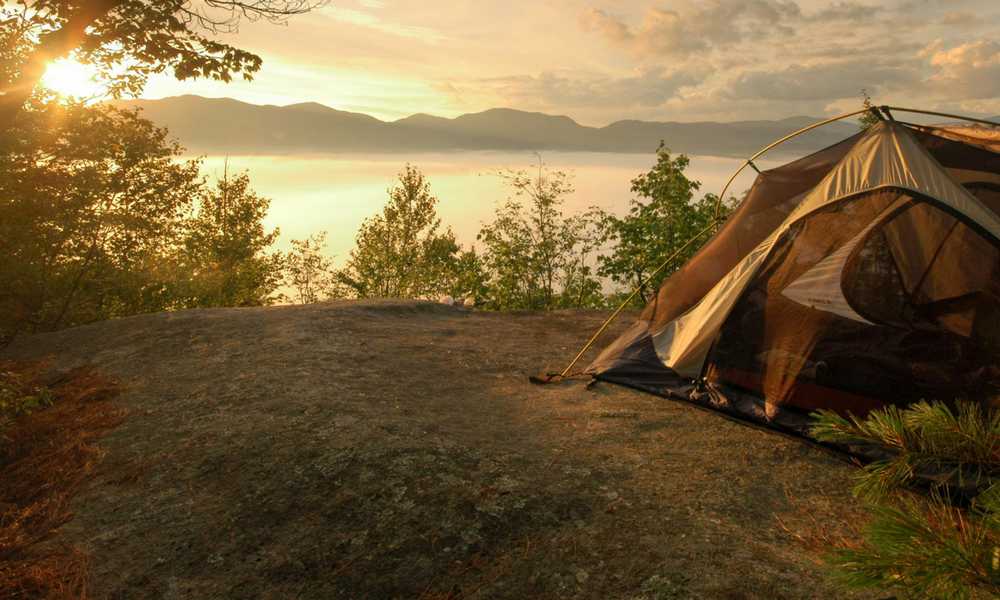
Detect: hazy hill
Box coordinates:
(109, 95, 861, 158)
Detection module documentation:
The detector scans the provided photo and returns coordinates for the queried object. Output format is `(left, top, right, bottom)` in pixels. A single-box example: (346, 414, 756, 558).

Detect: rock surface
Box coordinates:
(1, 299, 872, 599)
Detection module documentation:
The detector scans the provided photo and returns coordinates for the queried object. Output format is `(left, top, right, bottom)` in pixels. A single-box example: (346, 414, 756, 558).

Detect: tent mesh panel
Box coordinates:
(705, 192, 1000, 416)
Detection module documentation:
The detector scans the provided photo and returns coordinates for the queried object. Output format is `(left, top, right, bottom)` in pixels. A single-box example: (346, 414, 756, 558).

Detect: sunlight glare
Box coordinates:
(41, 59, 103, 100)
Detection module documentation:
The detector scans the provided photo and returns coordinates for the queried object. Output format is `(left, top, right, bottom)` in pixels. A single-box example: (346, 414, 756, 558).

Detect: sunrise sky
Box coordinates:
(135, 0, 1000, 125)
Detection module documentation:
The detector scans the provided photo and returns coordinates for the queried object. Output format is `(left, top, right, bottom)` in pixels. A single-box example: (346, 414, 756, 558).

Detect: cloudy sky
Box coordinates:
(141, 0, 1000, 125)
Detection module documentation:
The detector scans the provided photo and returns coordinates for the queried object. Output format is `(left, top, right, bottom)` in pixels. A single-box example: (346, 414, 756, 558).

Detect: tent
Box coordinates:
(585, 115, 1000, 439)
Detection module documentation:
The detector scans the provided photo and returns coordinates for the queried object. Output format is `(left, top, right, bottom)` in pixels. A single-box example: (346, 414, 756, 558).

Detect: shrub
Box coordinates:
(0, 370, 51, 436)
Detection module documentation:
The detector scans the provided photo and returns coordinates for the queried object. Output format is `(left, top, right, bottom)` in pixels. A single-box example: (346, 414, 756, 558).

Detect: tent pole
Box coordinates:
(880, 107, 999, 128)
(711, 108, 999, 220)
(563, 110, 868, 378)
(713, 108, 871, 219)
(559, 220, 720, 378)
(565, 106, 1000, 381)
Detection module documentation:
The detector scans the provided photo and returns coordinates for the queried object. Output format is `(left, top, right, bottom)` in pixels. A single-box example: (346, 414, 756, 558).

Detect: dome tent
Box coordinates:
(585, 114, 1000, 438)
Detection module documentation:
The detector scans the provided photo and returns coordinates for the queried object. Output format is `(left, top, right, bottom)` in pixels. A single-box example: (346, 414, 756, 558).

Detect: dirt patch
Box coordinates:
(0, 359, 130, 599)
(1, 299, 875, 599)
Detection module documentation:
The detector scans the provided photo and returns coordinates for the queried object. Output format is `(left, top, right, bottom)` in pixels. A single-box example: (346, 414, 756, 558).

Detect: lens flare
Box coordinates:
(40, 59, 103, 100)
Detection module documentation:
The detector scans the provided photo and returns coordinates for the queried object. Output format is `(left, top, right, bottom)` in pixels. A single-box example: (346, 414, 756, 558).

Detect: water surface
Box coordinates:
(197, 151, 774, 265)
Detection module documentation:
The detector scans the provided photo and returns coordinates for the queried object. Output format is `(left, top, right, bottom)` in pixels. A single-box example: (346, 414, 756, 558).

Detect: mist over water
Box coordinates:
(198, 151, 774, 267)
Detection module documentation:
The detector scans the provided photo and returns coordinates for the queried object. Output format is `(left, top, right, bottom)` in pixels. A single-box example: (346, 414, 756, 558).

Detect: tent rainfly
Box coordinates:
(586, 117, 1000, 439)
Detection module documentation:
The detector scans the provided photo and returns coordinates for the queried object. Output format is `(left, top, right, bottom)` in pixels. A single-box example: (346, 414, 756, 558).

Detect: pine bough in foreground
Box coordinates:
(811, 401, 1000, 600)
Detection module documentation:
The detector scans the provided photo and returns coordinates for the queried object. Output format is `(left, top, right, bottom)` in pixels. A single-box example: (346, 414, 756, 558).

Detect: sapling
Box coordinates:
(0, 370, 52, 436)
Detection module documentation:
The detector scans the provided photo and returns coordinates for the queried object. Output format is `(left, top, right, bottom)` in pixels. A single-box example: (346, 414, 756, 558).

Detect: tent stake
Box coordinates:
(560, 220, 720, 378)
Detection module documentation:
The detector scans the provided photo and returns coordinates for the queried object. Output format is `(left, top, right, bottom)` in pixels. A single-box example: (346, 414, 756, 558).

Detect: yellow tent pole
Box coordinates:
(560, 106, 999, 381)
(561, 110, 871, 379)
(713, 108, 871, 219)
(711, 108, 1000, 218)
(559, 219, 719, 378)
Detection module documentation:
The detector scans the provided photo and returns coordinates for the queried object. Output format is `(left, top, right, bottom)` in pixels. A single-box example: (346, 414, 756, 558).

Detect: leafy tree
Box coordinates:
(0, 0, 325, 132)
(341, 165, 478, 300)
(811, 401, 1000, 599)
(559, 208, 607, 309)
(0, 99, 202, 340)
(284, 230, 344, 304)
(0, 100, 286, 341)
(477, 158, 606, 310)
(416, 230, 487, 303)
(180, 166, 284, 307)
(858, 89, 882, 131)
(598, 142, 736, 305)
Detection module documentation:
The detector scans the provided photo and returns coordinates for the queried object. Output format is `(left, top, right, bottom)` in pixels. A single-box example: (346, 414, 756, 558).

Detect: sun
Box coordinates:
(40, 58, 103, 100)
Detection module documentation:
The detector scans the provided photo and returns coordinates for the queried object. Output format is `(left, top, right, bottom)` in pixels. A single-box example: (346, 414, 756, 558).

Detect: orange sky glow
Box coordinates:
(132, 0, 1000, 125)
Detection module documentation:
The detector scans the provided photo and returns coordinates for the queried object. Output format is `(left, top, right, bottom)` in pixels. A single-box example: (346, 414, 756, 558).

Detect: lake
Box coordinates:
(195, 151, 776, 266)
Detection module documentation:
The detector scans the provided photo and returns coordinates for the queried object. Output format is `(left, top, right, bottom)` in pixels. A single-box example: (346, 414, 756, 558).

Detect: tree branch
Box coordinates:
(0, 0, 125, 135)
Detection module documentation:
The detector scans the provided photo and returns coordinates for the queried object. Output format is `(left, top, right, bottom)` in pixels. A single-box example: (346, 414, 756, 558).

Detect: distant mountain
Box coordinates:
(109, 95, 862, 158)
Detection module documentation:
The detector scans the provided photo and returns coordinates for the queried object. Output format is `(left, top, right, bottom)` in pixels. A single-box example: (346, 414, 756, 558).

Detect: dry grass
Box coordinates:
(418, 535, 543, 600)
(775, 483, 868, 560)
(0, 359, 129, 599)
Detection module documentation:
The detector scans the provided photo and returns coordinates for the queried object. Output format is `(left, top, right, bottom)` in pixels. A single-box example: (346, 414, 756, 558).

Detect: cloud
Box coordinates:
(728, 58, 923, 101)
(926, 39, 1000, 99)
(318, 3, 450, 42)
(144, 0, 1000, 125)
(812, 2, 883, 22)
(435, 65, 708, 112)
(942, 10, 978, 28)
(643, 86, 828, 122)
(955, 98, 1000, 118)
(579, 0, 801, 61)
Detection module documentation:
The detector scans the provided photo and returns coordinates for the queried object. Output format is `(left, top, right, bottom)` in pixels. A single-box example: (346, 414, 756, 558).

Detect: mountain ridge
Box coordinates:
(107, 95, 870, 157)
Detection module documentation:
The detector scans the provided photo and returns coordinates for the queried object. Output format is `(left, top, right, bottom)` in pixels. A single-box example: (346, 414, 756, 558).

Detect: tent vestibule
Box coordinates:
(587, 120, 1000, 438)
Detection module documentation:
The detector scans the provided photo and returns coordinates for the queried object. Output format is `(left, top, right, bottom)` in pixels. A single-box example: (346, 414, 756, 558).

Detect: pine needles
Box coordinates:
(811, 401, 1000, 599)
(0, 360, 129, 599)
